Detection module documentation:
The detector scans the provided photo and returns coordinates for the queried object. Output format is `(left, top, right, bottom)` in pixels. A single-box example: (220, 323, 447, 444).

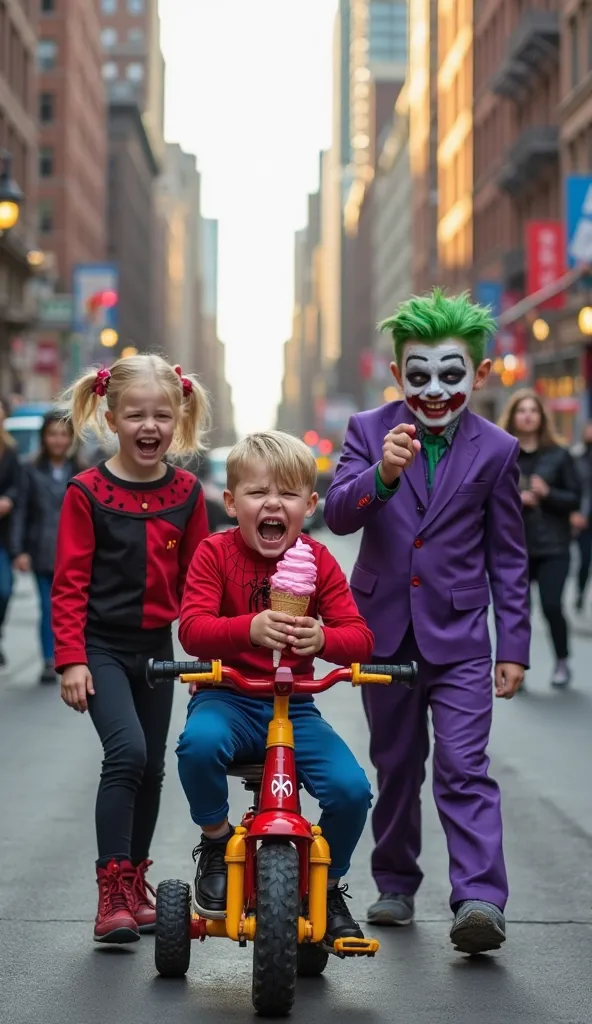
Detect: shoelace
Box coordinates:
(327, 883, 353, 916)
(126, 859, 156, 909)
(192, 839, 227, 874)
(103, 863, 130, 914)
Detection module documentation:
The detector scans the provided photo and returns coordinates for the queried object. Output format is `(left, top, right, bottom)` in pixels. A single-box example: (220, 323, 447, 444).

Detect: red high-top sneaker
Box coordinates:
(123, 859, 157, 932)
(94, 859, 140, 944)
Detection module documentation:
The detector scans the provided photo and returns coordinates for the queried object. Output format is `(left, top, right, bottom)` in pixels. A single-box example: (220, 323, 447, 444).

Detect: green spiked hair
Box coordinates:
(380, 288, 497, 369)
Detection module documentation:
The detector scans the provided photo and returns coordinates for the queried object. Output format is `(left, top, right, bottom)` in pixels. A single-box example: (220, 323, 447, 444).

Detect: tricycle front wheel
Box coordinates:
(297, 943, 329, 976)
(252, 842, 299, 1017)
(154, 879, 192, 978)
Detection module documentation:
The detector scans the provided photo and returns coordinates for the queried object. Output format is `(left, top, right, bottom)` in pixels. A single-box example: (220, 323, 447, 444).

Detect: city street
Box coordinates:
(1, 530, 592, 1024)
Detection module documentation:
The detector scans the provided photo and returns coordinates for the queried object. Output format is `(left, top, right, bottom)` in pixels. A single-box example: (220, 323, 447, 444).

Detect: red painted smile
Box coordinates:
(407, 393, 466, 419)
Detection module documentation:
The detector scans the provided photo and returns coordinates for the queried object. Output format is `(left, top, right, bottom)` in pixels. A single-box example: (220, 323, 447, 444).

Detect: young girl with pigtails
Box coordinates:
(52, 354, 210, 945)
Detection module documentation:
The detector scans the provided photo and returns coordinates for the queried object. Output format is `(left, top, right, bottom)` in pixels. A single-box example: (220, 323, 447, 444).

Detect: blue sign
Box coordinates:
(475, 281, 503, 319)
(565, 175, 592, 268)
(72, 263, 119, 334)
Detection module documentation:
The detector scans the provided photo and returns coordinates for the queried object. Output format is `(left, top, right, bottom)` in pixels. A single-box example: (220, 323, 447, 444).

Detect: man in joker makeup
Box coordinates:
(324, 288, 530, 955)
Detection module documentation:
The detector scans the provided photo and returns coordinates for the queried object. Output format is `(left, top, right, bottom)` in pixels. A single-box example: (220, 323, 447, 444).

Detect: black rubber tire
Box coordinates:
(252, 842, 299, 1017)
(154, 879, 192, 978)
(297, 943, 329, 977)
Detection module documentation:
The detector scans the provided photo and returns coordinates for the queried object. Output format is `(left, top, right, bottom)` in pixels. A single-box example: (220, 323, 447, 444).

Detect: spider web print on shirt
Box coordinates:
(225, 540, 275, 612)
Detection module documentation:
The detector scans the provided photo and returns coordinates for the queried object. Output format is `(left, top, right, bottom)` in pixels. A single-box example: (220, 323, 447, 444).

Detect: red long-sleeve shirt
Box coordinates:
(52, 463, 209, 671)
(179, 528, 374, 686)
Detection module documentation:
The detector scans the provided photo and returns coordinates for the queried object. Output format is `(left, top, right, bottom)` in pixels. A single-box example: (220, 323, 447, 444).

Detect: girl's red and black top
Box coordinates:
(51, 462, 209, 672)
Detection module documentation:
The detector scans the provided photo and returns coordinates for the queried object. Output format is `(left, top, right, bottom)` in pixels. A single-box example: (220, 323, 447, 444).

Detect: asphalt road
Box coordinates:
(1, 531, 591, 1024)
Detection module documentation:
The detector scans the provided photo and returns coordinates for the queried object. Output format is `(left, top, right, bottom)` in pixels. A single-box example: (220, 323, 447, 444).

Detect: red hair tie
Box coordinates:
(174, 365, 192, 397)
(92, 368, 111, 397)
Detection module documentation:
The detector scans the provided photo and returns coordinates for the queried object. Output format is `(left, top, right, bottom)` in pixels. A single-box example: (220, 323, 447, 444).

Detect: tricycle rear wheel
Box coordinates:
(154, 879, 192, 978)
(297, 943, 329, 976)
(252, 842, 299, 1017)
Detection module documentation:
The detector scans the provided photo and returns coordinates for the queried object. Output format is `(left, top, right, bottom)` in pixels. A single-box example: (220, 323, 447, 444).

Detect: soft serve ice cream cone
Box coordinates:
(269, 538, 317, 665)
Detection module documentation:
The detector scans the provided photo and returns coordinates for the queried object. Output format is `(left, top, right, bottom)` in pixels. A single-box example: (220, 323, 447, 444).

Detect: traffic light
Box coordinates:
(303, 430, 320, 447)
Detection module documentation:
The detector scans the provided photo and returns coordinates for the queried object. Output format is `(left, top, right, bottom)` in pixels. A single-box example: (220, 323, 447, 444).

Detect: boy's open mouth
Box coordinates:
(136, 438, 160, 456)
(257, 518, 286, 542)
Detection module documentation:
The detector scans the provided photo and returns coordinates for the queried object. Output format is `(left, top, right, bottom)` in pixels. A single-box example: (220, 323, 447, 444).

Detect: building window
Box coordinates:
(41, 0, 55, 12)
(37, 39, 58, 71)
(101, 27, 118, 48)
(102, 62, 118, 80)
(125, 62, 144, 82)
(127, 0, 144, 12)
(39, 91, 55, 123)
(39, 146, 54, 178)
(128, 28, 143, 44)
(101, 0, 117, 12)
(570, 18, 579, 89)
(38, 201, 53, 234)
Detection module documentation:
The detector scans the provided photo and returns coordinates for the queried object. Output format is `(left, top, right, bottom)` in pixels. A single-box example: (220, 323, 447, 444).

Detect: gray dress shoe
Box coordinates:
(450, 900, 506, 954)
(367, 893, 415, 926)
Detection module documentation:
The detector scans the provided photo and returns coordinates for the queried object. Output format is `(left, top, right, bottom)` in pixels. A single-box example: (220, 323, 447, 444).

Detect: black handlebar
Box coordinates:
(361, 663, 418, 682)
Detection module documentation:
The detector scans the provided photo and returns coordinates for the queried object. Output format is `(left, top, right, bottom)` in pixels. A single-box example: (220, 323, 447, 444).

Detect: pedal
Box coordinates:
(332, 937, 380, 957)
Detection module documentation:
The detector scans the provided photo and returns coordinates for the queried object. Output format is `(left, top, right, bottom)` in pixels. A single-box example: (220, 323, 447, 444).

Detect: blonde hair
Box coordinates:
(227, 431, 317, 493)
(62, 354, 210, 455)
(498, 387, 564, 447)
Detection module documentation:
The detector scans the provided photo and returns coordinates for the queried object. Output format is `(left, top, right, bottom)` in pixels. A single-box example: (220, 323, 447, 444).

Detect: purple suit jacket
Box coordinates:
(324, 402, 531, 667)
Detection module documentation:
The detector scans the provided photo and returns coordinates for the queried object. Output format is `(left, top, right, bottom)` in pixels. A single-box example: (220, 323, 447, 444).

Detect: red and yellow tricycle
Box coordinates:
(146, 657, 417, 1017)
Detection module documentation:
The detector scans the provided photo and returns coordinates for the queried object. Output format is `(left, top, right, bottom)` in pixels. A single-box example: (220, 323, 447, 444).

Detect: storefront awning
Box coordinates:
(496, 265, 590, 328)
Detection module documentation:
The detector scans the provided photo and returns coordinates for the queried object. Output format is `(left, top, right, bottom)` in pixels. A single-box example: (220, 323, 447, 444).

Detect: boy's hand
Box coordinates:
(495, 662, 524, 699)
(287, 616, 325, 658)
(379, 423, 421, 486)
(521, 490, 538, 507)
(250, 610, 295, 652)
(61, 664, 95, 713)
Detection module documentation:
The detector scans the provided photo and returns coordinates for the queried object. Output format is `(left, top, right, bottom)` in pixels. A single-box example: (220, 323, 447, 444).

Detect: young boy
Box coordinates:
(177, 430, 374, 946)
(324, 289, 531, 955)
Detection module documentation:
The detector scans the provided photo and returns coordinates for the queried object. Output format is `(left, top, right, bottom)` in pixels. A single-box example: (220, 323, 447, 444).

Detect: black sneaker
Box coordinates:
(39, 660, 56, 685)
(324, 884, 364, 945)
(192, 832, 231, 918)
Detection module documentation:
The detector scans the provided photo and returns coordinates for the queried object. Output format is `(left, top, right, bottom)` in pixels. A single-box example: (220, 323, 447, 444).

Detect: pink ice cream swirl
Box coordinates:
(270, 538, 317, 597)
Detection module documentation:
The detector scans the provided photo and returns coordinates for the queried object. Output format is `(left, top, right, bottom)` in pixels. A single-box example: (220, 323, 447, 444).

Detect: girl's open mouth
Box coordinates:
(257, 518, 286, 542)
(136, 438, 160, 456)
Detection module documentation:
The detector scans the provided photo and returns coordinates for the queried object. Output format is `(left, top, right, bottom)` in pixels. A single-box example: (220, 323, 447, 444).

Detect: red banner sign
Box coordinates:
(525, 221, 565, 309)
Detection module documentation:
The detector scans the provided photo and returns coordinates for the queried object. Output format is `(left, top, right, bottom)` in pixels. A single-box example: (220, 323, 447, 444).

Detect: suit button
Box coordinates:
(417, 504, 424, 513)
(411, 576, 421, 587)
(414, 538, 423, 548)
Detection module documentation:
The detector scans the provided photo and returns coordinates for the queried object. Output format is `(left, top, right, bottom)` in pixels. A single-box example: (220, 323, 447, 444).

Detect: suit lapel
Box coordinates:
(420, 410, 480, 531)
(382, 403, 428, 509)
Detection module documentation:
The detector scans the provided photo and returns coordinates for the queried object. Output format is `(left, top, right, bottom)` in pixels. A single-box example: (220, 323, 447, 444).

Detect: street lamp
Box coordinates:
(100, 328, 118, 348)
(578, 306, 592, 336)
(0, 150, 23, 232)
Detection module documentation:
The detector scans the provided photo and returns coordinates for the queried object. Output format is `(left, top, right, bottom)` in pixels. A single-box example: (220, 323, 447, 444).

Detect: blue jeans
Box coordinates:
(176, 692, 372, 879)
(0, 545, 13, 633)
(35, 573, 54, 661)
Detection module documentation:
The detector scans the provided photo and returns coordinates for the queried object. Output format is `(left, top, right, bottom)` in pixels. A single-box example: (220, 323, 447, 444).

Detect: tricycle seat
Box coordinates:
(226, 762, 264, 786)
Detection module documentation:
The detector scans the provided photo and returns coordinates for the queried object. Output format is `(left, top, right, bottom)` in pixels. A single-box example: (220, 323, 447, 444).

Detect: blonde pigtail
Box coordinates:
(61, 370, 106, 440)
(172, 373, 211, 456)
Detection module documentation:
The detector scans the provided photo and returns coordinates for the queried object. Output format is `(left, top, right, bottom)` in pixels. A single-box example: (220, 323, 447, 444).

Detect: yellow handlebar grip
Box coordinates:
(351, 664, 392, 686)
(179, 660, 223, 685)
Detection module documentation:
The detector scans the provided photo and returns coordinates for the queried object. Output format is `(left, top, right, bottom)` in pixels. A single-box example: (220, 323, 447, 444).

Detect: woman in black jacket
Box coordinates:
(0, 398, 20, 666)
(11, 411, 80, 684)
(499, 389, 581, 687)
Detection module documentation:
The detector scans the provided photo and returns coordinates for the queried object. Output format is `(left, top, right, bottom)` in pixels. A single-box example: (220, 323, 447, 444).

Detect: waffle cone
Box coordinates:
(270, 589, 310, 617)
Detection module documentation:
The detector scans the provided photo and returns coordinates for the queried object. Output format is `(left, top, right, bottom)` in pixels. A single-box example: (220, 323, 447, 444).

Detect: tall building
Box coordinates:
(408, 0, 438, 292)
(0, 0, 37, 391)
(156, 143, 200, 368)
(197, 218, 235, 447)
(36, 0, 106, 293)
(106, 98, 158, 355)
(99, 0, 165, 164)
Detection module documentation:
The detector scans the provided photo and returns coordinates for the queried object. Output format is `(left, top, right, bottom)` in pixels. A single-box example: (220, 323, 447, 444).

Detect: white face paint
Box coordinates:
(402, 340, 474, 430)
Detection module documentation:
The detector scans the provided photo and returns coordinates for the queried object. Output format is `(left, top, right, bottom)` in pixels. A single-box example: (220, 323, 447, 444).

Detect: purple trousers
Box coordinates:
(362, 628, 508, 911)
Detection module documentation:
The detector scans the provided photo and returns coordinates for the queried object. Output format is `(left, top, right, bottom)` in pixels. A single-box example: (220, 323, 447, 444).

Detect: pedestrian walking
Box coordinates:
(498, 389, 581, 687)
(324, 288, 531, 954)
(571, 421, 592, 612)
(0, 397, 20, 667)
(51, 354, 210, 945)
(11, 411, 80, 684)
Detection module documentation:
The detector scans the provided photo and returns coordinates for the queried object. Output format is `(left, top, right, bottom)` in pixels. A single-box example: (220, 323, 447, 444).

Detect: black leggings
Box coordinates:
(529, 554, 571, 660)
(87, 640, 174, 866)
